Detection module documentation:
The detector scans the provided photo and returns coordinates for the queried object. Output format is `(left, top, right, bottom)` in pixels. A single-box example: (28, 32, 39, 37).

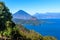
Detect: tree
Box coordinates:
(0, 2, 15, 37)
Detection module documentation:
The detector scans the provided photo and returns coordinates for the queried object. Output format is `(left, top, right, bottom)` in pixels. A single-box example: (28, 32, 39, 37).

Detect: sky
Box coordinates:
(0, 0, 60, 15)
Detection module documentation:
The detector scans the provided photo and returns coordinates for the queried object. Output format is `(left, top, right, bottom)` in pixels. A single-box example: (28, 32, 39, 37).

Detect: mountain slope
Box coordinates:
(13, 10, 36, 20)
(33, 13, 60, 19)
(12, 10, 40, 25)
(14, 25, 57, 40)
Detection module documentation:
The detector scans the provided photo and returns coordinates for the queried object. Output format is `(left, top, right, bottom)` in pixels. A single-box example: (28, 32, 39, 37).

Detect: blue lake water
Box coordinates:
(24, 19, 60, 40)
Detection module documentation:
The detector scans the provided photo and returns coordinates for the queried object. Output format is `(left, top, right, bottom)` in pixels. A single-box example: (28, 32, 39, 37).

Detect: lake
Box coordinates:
(24, 19, 60, 40)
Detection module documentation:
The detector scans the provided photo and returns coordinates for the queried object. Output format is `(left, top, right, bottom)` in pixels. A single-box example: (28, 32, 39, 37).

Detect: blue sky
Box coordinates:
(0, 0, 60, 15)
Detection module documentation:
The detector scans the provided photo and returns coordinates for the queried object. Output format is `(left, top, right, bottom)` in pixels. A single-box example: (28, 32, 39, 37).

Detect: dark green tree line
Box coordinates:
(0, 2, 15, 37)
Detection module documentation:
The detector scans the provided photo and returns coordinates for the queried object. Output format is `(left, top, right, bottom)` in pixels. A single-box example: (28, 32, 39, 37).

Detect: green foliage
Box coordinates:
(3, 27, 12, 37)
(42, 36, 57, 40)
(0, 2, 15, 37)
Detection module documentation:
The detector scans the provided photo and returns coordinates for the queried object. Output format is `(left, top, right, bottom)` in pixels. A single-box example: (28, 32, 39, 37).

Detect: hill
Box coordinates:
(33, 13, 60, 19)
(13, 10, 36, 20)
(12, 10, 40, 25)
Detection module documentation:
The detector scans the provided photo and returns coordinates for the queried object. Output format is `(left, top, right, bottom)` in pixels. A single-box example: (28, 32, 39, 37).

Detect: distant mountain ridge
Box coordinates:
(13, 10, 36, 20)
(12, 10, 40, 25)
(33, 13, 60, 19)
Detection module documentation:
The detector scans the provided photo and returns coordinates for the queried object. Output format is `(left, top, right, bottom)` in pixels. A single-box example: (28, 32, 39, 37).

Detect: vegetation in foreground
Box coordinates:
(0, 2, 57, 40)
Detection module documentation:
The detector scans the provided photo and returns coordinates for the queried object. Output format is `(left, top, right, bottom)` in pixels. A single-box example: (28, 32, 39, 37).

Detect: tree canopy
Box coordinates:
(0, 2, 15, 37)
